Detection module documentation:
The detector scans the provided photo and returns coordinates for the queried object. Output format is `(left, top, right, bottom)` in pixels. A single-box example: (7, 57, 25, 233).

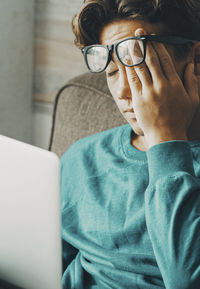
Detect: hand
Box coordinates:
(125, 29, 199, 148)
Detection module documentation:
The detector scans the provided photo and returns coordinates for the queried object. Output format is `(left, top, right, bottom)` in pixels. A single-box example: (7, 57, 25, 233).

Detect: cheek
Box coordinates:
(106, 78, 125, 114)
(106, 77, 118, 101)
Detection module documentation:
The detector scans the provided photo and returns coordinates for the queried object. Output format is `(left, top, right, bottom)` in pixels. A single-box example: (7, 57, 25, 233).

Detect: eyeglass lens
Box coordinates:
(85, 39, 144, 72)
(117, 39, 144, 66)
(86, 46, 108, 72)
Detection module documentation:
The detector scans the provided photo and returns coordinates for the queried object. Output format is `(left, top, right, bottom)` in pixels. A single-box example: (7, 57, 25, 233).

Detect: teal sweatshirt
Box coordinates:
(60, 124, 200, 289)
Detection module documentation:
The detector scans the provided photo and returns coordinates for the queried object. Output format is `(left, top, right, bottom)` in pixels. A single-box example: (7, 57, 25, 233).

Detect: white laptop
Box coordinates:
(0, 135, 62, 289)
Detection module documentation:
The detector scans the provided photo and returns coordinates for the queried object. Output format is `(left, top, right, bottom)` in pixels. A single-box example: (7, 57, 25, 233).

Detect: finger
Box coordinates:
(184, 63, 199, 103)
(197, 75, 200, 98)
(124, 29, 144, 94)
(151, 41, 178, 81)
(131, 28, 152, 87)
(125, 65, 142, 95)
(194, 45, 200, 75)
(144, 38, 166, 85)
(193, 46, 200, 96)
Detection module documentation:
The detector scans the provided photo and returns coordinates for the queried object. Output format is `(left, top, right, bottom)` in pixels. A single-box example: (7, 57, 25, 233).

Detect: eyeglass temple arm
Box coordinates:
(142, 35, 198, 44)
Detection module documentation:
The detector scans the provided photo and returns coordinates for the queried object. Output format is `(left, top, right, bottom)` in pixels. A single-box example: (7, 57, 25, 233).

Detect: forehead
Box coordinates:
(100, 19, 168, 45)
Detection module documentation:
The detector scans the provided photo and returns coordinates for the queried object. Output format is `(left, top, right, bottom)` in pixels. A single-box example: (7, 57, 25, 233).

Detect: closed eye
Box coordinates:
(107, 70, 119, 77)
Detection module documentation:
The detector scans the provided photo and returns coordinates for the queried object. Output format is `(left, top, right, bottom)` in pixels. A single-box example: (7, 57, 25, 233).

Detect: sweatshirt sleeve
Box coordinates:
(145, 141, 200, 289)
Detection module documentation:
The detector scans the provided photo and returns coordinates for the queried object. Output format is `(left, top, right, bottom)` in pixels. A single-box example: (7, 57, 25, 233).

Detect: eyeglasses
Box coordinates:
(81, 35, 197, 73)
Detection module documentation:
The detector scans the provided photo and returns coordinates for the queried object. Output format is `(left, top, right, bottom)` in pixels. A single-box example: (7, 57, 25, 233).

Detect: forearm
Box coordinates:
(145, 141, 200, 289)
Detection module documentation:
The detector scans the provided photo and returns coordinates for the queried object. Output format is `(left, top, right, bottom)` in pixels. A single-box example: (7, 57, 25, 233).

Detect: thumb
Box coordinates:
(184, 63, 199, 101)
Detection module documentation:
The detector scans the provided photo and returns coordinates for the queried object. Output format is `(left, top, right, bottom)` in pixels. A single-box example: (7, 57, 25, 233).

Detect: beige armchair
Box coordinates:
(49, 72, 126, 157)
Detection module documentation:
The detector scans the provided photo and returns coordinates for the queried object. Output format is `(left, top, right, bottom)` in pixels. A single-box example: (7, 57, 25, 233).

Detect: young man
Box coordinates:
(61, 0, 200, 288)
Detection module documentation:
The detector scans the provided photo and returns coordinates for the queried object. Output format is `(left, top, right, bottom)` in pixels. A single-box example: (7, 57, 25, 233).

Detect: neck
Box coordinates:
(131, 133, 148, 152)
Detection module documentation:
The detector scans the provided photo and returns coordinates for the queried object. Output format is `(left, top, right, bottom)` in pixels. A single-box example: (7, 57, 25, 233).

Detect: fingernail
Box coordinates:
(135, 28, 145, 36)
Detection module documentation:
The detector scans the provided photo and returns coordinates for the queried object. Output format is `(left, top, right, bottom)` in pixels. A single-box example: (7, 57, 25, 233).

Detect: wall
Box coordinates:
(33, 0, 87, 149)
(0, 0, 34, 144)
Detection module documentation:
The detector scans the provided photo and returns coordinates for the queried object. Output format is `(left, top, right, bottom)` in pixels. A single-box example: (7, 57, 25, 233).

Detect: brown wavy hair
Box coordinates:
(72, 0, 200, 58)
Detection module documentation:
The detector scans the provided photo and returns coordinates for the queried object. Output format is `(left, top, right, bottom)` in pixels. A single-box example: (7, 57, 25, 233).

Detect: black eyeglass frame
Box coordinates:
(81, 35, 198, 73)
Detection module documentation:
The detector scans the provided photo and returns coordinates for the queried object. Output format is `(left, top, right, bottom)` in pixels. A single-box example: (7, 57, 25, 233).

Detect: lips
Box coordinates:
(123, 108, 136, 119)
(124, 108, 134, 113)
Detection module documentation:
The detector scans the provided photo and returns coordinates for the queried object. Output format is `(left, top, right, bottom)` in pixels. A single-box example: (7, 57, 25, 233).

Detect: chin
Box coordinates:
(125, 117, 144, 136)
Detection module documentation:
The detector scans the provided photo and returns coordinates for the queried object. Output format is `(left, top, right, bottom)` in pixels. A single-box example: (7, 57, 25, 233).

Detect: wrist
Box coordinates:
(147, 140, 195, 183)
(145, 130, 188, 149)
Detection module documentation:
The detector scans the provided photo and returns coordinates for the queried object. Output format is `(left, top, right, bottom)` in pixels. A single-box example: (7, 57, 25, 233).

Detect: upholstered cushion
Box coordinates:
(49, 72, 126, 157)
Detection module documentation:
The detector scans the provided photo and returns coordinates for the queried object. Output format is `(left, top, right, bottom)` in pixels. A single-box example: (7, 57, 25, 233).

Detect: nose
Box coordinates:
(118, 69, 132, 104)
